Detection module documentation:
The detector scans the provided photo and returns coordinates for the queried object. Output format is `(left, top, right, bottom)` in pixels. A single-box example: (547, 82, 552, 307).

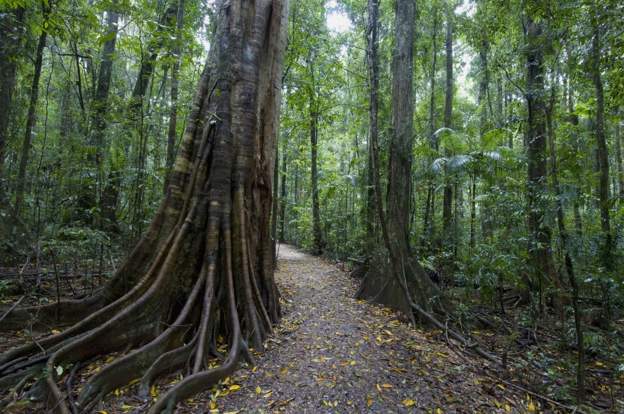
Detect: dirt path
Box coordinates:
(177, 244, 527, 413)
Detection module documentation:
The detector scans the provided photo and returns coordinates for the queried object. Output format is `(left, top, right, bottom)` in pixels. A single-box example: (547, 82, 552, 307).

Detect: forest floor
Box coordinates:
(1, 244, 602, 413)
(162, 244, 532, 414)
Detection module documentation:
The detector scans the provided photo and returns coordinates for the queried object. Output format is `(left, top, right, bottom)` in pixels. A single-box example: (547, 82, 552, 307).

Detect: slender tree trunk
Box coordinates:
(0, 8, 25, 198)
(615, 109, 624, 203)
(359, 0, 443, 318)
(423, 7, 438, 247)
(84, 6, 119, 227)
(591, 13, 612, 267)
(165, 0, 186, 192)
(310, 108, 323, 255)
(279, 144, 287, 242)
(478, 36, 492, 241)
(365, 0, 380, 252)
(566, 70, 583, 237)
(546, 83, 585, 403)
(524, 15, 555, 313)
(0, 3, 288, 413)
(15, 6, 49, 215)
(442, 5, 454, 248)
(469, 172, 476, 252)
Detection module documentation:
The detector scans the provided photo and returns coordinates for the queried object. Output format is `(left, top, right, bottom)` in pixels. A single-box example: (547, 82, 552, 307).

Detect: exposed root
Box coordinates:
(0, 1, 287, 413)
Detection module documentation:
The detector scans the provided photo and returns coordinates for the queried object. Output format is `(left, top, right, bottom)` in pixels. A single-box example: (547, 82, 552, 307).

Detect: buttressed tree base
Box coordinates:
(0, 1, 288, 412)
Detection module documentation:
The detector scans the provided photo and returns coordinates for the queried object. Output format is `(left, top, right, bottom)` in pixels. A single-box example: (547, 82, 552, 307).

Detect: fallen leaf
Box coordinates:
(229, 384, 241, 391)
(402, 398, 416, 407)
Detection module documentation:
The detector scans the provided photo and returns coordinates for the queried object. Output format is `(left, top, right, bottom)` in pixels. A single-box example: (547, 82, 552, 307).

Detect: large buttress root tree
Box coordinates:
(0, 1, 288, 412)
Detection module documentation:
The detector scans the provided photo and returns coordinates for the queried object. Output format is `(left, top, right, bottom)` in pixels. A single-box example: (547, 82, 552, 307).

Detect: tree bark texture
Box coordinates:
(0, 8, 25, 197)
(358, 0, 443, 319)
(591, 14, 612, 267)
(0, 2, 288, 414)
(524, 16, 555, 311)
(15, 5, 48, 215)
(442, 6, 453, 245)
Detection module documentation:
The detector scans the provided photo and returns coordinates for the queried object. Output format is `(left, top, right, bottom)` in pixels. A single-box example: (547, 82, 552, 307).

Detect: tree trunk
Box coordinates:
(546, 81, 585, 404)
(566, 71, 583, 237)
(422, 5, 438, 248)
(359, 0, 443, 318)
(442, 5, 454, 248)
(524, 15, 555, 313)
(84, 6, 119, 226)
(591, 13, 612, 267)
(0, 2, 288, 414)
(615, 108, 624, 203)
(164, 0, 186, 192)
(279, 143, 287, 242)
(310, 108, 323, 255)
(14, 6, 48, 216)
(365, 0, 380, 252)
(0, 7, 25, 198)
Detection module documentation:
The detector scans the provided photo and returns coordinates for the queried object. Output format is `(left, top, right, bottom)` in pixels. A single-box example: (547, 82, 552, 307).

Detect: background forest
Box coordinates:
(1, 0, 623, 411)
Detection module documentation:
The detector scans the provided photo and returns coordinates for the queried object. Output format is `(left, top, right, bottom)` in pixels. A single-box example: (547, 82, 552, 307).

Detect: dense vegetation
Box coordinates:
(0, 0, 623, 412)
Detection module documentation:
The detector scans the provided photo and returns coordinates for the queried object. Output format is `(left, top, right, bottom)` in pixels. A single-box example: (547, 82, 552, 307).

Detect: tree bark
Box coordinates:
(615, 109, 624, 203)
(546, 81, 585, 404)
(524, 15, 555, 312)
(15, 4, 49, 216)
(423, 6, 438, 248)
(591, 12, 612, 267)
(310, 108, 323, 255)
(359, 0, 443, 318)
(442, 5, 454, 247)
(365, 0, 380, 252)
(0, 8, 25, 198)
(164, 0, 186, 192)
(84, 6, 119, 226)
(0, 2, 288, 414)
(279, 142, 288, 242)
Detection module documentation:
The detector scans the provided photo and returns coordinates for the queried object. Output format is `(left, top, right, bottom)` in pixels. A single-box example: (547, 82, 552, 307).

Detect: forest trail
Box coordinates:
(174, 245, 527, 413)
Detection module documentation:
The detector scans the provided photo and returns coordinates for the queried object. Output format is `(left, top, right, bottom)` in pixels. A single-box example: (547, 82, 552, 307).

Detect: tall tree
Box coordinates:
(365, 0, 380, 251)
(0, 8, 25, 198)
(0, 2, 288, 413)
(524, 12, 555, 312)
(590, 5, 612, 267)
(306, 52, 324, 255)
(359, 0, 442, 318)
(164, 0, 186, 192)
(15, 2, 50, 215)
(422, 4, 438, 247)
(84, 5, 120, 225)
(442, 2, 454, 247)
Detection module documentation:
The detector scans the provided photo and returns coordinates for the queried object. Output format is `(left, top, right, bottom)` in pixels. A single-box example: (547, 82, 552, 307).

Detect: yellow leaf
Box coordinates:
(51, 329, 61, 335)
(255, 386, 262, 394)
(435, 408, 444, 414)
(527, 401, 536, 412)
(382, 383, 393, 388)
(504, 404, 512, 412)
(97, 411, 108, 414)
(402, 398, 415, 407)
(121, 404, 133, 413)
(150, 384, 159, 398)
(229, 384, 241, 391)
(367, 397, 373, 407)
(209, 400, 217, 410)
